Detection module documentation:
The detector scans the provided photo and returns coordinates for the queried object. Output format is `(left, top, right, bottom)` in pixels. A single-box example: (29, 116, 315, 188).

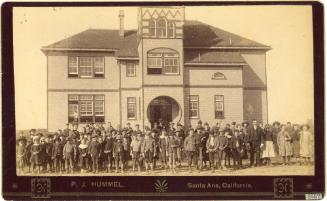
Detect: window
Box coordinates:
(163, 53, 179, 74)
(168, 22, 175, 38)
(126, 62, 136, 77)
(68, 95, 105, 123)
(215, 95, 224, 119)
(147, 48, 179, 75)
(127, 97, 137, 120)
(212, 72, 226, 80)
(94, 57, 105, 77)
(68, 57, 78, 77)
(156, 18, 167, 38)
(149, 19, 156, 37)
(68, 56, 104, 78)
(189, 95, 199, 118)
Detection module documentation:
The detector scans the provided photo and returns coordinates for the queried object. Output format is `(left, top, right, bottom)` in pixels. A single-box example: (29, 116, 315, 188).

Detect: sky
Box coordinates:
(13, 6, 314, 130)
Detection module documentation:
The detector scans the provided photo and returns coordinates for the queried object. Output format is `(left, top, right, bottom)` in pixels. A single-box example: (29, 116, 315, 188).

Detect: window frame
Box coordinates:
(68, 56, 105, 79)
(212, 72, 226, 80)
(147, 49, 180, 75)
(167, 22, 175, 38)
(68, 94, 105, 124)
(156, 17, 167, 38)
(126, 62, 136, 77)
(127, 97, 137, 120)
(214, 95, 224, 119)
(189, 95, 199, 119)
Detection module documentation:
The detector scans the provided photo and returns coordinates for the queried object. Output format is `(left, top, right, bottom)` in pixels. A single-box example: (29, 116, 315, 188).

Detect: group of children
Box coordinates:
(16, 120, 314, 174)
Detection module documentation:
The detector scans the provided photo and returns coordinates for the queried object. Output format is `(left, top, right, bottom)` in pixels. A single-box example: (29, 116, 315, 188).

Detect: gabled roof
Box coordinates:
(183, 20, 269, 48)
(184, 50, 246, 64)
(42, 20, 269, 58)
(42, 29, 139, 57)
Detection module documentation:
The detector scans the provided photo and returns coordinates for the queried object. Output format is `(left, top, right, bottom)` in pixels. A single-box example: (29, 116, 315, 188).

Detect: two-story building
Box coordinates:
(42, 7, 270, 132)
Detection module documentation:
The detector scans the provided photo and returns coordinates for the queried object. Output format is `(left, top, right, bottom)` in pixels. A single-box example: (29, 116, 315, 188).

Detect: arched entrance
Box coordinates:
(147, 96, 181, 127)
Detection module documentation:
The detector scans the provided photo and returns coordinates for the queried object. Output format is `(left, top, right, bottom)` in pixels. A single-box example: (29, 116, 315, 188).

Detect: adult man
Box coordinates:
(88, 136, 100, 173)
(248, 119, 264, 167)
(184, 128, 199, 173)
(159, 129, 169, 169)
(141, 131, 156, 173)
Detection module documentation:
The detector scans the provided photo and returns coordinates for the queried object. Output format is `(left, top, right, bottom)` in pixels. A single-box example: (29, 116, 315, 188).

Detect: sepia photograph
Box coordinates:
(13, 5, 316, 177)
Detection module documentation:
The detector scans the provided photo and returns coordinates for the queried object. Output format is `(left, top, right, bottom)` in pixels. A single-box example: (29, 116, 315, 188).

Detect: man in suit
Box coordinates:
(248, 119, 264, 167)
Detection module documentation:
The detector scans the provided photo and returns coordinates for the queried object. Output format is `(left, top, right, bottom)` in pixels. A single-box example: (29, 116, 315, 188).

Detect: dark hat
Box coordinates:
(29, 129, 36, 133)
(197, 120, 202, 124)
(231, 121, 236, 125)
(204, 122, 209, 126)
(273, 121, 281, 126)
(177, 122, 182, 126)
(126, 122, 131, 125)
(135, 124, 140, 126)
(242, 122, 249, 127)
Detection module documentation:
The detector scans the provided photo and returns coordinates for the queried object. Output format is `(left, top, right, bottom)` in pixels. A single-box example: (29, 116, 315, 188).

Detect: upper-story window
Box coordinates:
(147, 48, 179, 75)
(167, 22, 175, 38)
(156, 18, 167, 38)
(126, 62, 136, 77)
(149, 19, 156, 37)
(68, 56, 104, 78)
(148, 17, 175, 38)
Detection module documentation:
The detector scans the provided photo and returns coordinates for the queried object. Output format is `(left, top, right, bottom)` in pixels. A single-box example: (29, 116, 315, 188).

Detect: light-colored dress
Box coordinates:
(277, 131, 292, 157)
(300, 131, 313, 157)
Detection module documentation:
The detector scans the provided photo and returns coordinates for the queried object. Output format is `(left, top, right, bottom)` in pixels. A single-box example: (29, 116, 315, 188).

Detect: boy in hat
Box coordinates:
(175, 130, 184, 167)
(167, 131, 179, 172)
(206, 130, 218, 173)
(52, 138, 63, 173)
(130, 133, 143, 172)
(104, 133, 114, 173)
(184, 128, 199, 173)
(159, 129, 169, 169)
(141, 131, 156, 173)
(217, 128, 228, 170)
(63, 138, 75, 174)
(44, 135, 54, 172)
(122, 130, 132, 170)
(113, 135, 125, 173)
(89, 135, 100, 173)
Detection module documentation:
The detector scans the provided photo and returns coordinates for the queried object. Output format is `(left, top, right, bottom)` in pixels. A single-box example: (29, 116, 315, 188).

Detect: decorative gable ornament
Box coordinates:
(212, 72, 226, 80)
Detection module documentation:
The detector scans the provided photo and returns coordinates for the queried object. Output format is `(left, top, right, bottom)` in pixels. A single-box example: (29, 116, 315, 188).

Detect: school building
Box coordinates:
(42, 7, 270, 132)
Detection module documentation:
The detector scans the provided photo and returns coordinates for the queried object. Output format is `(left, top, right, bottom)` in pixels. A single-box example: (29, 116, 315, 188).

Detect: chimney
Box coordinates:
(119, 10, 124, 37)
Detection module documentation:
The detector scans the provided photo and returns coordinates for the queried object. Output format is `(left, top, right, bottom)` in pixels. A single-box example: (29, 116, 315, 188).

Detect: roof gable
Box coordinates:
(183, 20, 269, 48)
(42, 20, 269, 57)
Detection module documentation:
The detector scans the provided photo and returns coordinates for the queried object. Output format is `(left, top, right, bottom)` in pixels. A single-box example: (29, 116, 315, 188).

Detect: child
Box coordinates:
(25, 138, 33, 173)
(30, 136, 42, 174)
(130, 133, 142, 172)
(79, 138, 89, 173)
(113, 135, 125, 173)
(16, 139, 26, 174)
(167, 132, 179, 173)
(89, 135, 100, 173)
(44, 136, 54, 172)
(261, 124, 275, 166)
(141, 131, 155, 173)
(175, 130, 183, 167)
(63, 138, 75, 174)
(52, 138, 63, 173)
(104, 134, 114, 173)
(206, 130, 218, 173)
(217, 128, 227, 170)
(299, 124, 313, 165)
(159, 129, 169, 169)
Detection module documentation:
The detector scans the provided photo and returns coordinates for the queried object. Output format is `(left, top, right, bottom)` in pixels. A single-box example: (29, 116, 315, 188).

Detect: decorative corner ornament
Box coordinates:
(154, 179, 168, 193)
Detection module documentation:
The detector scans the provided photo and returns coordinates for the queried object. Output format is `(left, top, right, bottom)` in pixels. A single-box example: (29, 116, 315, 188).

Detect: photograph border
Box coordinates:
(2, 1, 324, 200)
